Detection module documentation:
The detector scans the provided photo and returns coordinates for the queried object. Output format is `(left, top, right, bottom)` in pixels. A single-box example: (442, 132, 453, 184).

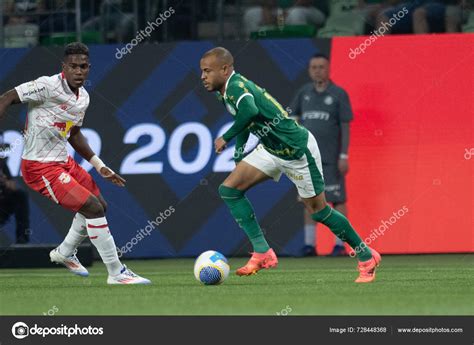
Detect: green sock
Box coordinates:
(218, 185, 270, 253)
(312, 205, 372, 261)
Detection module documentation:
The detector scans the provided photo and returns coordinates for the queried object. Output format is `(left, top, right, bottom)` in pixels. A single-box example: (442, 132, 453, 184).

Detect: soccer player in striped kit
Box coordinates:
(200, 47, 381, 283)
(0, 43, 150, 285)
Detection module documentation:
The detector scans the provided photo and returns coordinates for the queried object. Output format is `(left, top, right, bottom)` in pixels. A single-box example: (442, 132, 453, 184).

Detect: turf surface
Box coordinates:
(0, 254, 472, 315)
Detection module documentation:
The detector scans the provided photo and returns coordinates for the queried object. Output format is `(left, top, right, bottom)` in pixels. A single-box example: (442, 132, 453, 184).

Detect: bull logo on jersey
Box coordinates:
(53, 121, 74, 138)
(58, 172, 71, 184)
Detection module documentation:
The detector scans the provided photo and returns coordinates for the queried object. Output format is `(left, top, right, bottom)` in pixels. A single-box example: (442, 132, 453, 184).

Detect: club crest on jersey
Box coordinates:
(324, 96, 333, 105)
(58, 172, 71, 184)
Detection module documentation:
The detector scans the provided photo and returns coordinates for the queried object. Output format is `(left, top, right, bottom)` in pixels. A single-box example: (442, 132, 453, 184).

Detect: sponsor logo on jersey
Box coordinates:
(302, 111, 330, 121)
(23, 86, 46, 97)
(53, 121, 75, 138)
(58, 172, 71, 184)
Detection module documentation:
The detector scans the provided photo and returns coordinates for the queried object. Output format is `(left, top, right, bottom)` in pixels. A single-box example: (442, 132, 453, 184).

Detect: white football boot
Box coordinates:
(107, 265, 151, 285)
(50, 248, 89, 277)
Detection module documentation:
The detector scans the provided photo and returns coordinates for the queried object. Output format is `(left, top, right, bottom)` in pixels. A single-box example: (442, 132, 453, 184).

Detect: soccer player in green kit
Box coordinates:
(200, 47, 381, 283)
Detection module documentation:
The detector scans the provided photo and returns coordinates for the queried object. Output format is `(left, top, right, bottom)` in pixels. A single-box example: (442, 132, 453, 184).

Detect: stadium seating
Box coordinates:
(3, 24, 39, 48)
(462, 11, 474, 32)
(317, 0, 365, 37)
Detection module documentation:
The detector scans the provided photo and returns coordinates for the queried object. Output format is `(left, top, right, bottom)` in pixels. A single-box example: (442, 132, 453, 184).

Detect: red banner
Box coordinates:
(317, 34, 473, 254)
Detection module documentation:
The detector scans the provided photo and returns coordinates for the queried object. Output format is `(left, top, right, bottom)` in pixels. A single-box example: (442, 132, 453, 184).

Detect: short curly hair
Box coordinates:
(64, 42, 89, 58)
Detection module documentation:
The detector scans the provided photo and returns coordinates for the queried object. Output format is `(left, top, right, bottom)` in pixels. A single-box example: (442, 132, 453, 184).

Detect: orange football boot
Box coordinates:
(355, 248, 382, 283)
(236, 248, 278, 276)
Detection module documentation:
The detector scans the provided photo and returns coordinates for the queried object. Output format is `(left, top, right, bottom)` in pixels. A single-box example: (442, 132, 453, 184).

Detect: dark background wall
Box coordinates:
(0, 39, 331, 258)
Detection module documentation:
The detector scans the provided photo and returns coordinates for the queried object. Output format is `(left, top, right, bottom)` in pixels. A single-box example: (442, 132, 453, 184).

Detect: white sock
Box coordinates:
(304, 224, 316, 246)
(86, 217, 123, 276)
(58, 213, 88, 257)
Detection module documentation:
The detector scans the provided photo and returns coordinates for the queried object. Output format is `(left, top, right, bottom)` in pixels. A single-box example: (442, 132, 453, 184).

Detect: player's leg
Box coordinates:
(301, 194, 368, 259)
(220, 145, 280, 275)
(20, 160, 97, 276)
(220, 161, 271, 254)
(323, 164, 348, 255)
(58, 194, 108, 259)
(332, 202, 348, 255)
(67, 159, 150, 284)
(287, 133, 381, 282)
(21, 159, 149, 284)
(301, 193, 380, 283)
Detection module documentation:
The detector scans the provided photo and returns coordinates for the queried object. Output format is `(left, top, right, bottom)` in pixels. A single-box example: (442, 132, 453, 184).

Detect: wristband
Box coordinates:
(89, 155, 106, 173)
(339, 153, 349, 159)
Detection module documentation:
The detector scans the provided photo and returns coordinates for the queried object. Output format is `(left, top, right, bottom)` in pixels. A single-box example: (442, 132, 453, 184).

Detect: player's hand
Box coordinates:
(338, 158, 349, 175)
(99, 167, 126, 187)
(214, 137, 227, 154)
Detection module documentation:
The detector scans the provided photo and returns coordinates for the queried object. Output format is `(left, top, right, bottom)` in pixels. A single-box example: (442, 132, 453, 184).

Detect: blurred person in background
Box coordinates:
(376, 0, 449, 34)
(289, 54, 354, 257)
(442, 0, 465, 32)
(0, 132, 30, 244)
(243, 0, 326, 36)
(285, 0, 326, 28)
(3, 0, 44, 25)
(2, 0, 43, 47)
(243, 0, 280, 36)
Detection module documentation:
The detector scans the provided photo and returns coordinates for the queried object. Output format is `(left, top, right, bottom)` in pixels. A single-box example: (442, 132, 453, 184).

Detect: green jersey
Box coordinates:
(219, 72, 308, 161)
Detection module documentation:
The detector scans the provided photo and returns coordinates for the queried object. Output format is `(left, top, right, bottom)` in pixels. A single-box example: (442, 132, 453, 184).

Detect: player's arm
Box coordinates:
(1, 77, 51, 122)
(233, 128, 250, 163)
(0, 89, 21, 121)
(68, 126, 126, 187)
(215, 95, 259, 153)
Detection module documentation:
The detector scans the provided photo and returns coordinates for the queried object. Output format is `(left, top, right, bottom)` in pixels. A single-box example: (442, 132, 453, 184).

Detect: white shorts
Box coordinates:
(243, 132, 324, 198)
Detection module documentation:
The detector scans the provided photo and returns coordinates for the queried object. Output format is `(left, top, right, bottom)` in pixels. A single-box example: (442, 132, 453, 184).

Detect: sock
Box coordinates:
(219, 185, 270, 253)
(58, 213, 88, 257)
(304, 224, 315, 246)
(312, 205, 372, 261)
(86, 217, 123, 276)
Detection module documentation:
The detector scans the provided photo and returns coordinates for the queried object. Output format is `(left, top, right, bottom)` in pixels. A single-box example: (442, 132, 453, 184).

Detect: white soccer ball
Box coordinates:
(194, 250, 230, 285)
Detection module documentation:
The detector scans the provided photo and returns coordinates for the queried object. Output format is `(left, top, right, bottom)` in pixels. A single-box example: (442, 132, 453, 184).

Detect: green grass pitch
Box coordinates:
(1, 254, 472, 315)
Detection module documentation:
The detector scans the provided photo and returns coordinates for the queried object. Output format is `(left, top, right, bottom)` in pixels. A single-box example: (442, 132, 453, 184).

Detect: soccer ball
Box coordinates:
(194, 250, 230, 285)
